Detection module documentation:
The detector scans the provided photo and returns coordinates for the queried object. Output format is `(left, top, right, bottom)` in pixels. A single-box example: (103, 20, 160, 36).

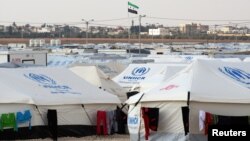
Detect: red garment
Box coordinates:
(96, 111, 108, 135)
(205, 112, 213, 135)
(142, 108, 150, 140)
(141, 107, 160, 140)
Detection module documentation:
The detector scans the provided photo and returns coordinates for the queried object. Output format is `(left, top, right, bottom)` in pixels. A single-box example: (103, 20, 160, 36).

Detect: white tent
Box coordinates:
(0, 67, 120, 139)
(189, 59, 250, 141)
(0, 80, 34, 104)
(47, 55, 80, 67)
(146, 55, 208, 64)
(126, 65, 191, 141)
(218, 57, 242, 62)
(113, 63, 186, 91)
(0, 68, 120, 105)
(243, 57, 250, 62)
(126, 59, 250, 141)
(69, 65, 127, 102)
(97, 61, 127, 78)
(136, 64, 187, 92)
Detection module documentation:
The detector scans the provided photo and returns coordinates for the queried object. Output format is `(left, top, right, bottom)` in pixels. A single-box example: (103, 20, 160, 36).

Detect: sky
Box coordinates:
(0, 0, 250, 27)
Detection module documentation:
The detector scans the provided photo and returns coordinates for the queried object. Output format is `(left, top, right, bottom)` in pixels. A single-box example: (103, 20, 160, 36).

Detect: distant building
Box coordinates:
(179, 23, 198, 34)
(221, 26, 234, 33)
(179, 23, 209, 35)
(148, 28, 172, 36)
(29, 39, 46, 47)
(107, 27, 126, 35)
(7, 43, 27, 49)
(0, 25, 4, 32)
(50, 39, 61, 46)
(37, 28, 50, 33)
(197, 24, 209, 34)
(140, 32, 148, 35)
(0, 50, 47, 66)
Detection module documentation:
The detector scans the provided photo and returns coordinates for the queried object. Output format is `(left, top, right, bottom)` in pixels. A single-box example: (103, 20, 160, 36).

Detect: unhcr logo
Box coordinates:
(24, 73, 56, 85)
(132, 67, 150, 76)
(218, 67, 250, 85)
(128, 116, 139, 125)
(24, 73, 81, 94)
(185, 56, 193, 61)
(123, 67, 150, 81)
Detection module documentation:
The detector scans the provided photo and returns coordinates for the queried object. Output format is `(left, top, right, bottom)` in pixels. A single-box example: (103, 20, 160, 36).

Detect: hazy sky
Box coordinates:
(0, 0, 250, 27)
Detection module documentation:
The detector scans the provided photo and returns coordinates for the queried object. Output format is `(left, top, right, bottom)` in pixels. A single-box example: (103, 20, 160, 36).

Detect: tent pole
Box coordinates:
(35, 105, 46, 125)
(81, 105, 93, 125)
(35, 106, 54, 138)
(128, 93, 144, 114)
(187, 91, 190, 107)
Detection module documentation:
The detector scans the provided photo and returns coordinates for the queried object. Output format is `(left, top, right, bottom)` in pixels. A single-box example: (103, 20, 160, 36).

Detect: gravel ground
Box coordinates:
(16, 134, 130, 141)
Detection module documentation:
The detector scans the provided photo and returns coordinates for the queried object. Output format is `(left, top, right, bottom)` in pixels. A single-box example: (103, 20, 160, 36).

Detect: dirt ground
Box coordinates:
(16, 134, 130, 141)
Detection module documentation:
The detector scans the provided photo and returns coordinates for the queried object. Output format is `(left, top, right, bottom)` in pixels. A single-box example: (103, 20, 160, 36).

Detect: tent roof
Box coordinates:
(127, 59, 250, 104)
(0, 81, 34, 104)
(0, 67, 120, 105)
(191, 59, 250, 103)
(243, 57, 250, 62)
(133, 64, 187, 92)
(69, 65, 127, 102)
(126, 65, 191, 104)
(113, 63, 184, 89)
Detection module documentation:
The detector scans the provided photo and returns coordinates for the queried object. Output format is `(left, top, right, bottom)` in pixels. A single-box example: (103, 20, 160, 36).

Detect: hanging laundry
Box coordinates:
(199, 110, 206, 131)
(96, 111, 108, 135)
(1, 113, 17, 131)
(16, 110, 32, 131)
(217, 115, 249, 125)
(200, 111, 250, 135)
(141, 107, 159, 140)
(182, 106, 189, 135)
(47, 109, 58, 141)
(115, 107, 127, 134)
(230, 116, 249, 125)
(113, 110, 118, 133)
(204, 112, 213, 135)
(106, 110, 116, 135)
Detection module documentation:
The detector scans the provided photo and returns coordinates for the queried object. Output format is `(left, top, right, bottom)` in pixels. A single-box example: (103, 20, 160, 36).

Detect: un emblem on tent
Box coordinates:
(185, 56, 193, 61)
(24, 73, 81, 94)
(24, 73, 57, 85)
(132, 67, 150, 76)
(218, 67, 250, 85)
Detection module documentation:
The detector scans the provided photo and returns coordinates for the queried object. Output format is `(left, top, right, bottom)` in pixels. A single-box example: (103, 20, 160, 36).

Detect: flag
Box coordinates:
(128, 1, 139, 14)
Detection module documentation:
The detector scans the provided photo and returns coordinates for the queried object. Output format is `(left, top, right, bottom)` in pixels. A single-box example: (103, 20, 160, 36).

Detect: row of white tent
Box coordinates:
(2, 56, 250, 140)
(112, 57, 248, 92)
(0, 67, 122, 139)
(125, 59, 250, 141)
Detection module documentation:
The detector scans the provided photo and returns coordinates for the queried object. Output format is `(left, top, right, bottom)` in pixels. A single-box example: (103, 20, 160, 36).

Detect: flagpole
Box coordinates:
(139, 15, 146, 55)
(127, 2, 131, 56)
(128, 1, 141, 55)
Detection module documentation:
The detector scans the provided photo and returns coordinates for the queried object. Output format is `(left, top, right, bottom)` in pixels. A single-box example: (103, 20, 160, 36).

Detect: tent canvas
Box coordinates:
(136, 64, 187, 92)
(113, 63, 184, 91)
(126, 59, 250, 141)
(126, 65, 191, 141)
(189, 59, 250, 141)
(0, 67, 120, 139)
(0, 67, 120, 105)
(69, 65, 127, 102)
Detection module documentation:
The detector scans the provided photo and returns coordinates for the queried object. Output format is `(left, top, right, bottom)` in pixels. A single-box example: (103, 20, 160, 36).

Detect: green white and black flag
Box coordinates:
(128, 1, 139, 14)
